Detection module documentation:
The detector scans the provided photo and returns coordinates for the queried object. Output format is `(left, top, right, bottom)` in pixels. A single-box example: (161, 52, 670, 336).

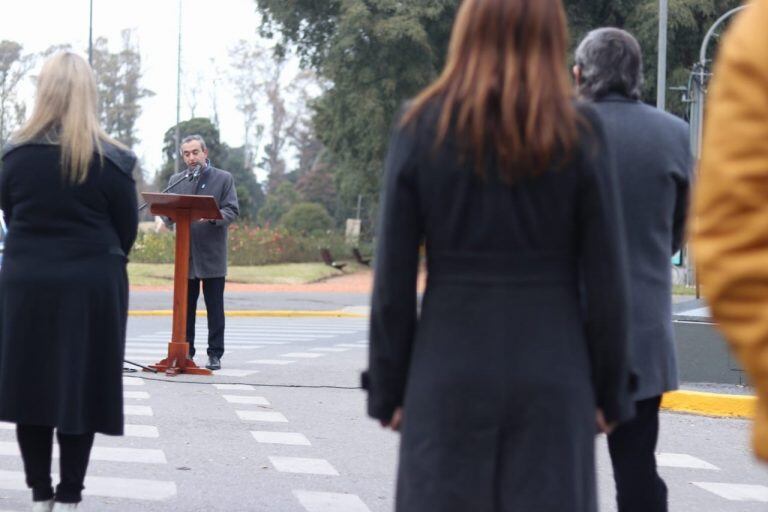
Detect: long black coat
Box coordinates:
(592, 94, 692, 400)
(0, 139, 138, 436)
(365, 104, 634, 512)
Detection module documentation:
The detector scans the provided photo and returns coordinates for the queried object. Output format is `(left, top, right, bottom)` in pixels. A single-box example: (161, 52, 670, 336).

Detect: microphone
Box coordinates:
(186, 164, 202, 181)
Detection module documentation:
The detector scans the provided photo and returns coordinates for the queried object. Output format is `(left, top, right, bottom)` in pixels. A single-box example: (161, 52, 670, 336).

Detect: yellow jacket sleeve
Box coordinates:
(693, 0, 768, 460)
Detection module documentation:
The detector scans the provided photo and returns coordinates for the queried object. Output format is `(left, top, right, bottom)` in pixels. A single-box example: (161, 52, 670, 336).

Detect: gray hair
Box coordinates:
(574, 28, 644, 101)
(180, 134, 207, 154)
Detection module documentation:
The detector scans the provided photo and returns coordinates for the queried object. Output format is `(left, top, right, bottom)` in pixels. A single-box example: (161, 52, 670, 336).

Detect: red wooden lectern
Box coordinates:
(141, 192, 223, 376)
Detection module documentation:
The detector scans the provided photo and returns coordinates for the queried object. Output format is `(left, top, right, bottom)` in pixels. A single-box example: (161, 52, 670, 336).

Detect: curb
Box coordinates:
(661, 390, 755, 419)
(128, 310, 367, 318)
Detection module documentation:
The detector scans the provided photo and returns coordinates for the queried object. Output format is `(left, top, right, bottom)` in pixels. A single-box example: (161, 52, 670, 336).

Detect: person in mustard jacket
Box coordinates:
(693, 0, 768, 462)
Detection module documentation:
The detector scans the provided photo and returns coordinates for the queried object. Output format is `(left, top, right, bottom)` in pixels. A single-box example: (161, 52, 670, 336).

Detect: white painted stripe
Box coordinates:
(0, 442, 166, 464)
(214, 384, 256, 391)
(124, 391, 150, 400)
(293, 490, 372, 512)
(281, 352, 324, 358)
(310, 348, 350, 352)
(124, 405, 153, 416)
(223, 395, 270, 405)
(251, 431, 310, 446)
(122, 356, 159, 362)
(0, 422, 13, 430)
(83, 474, 177, 500)
(335, 344, 367, 348)
(656, 453, 719, 470)
(127, 342, 255, 349)
(214, 369, 260, 377)
(236, 411, 288, 423)
(195, 328, 356, 333)
(248, 359, 295, 365)
(123, 424, 160, 438)
(693, 482, 768, 502)
(123, 377, 144, 386)
(269, 456, 338, 475)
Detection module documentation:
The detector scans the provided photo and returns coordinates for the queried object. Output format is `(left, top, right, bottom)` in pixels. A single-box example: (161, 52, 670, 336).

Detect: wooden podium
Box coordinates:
(141, 193, 223, 376)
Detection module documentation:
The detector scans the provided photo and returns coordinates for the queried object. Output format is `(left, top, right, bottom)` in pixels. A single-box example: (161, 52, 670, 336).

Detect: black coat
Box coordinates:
(0, 139, 138, 436)
(365, 103, 634, 512)
(592, 94, 692, 400)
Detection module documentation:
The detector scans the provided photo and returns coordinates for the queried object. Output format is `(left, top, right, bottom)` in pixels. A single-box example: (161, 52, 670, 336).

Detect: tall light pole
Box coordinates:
(88, 0, 94, 65)
(657, 0, 668, 110)
(175, 0, 182, 167)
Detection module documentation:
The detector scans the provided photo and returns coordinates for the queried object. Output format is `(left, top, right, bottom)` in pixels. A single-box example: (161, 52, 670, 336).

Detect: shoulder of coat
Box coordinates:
(101, 141, 138, 178)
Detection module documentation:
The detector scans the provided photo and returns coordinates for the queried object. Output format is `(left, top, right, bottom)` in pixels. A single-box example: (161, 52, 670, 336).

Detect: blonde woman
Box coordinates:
(0, 52, 138, 511)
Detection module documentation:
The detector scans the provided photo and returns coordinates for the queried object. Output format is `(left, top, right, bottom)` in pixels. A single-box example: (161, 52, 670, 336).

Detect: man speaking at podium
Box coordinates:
(166, 134, 239, 371)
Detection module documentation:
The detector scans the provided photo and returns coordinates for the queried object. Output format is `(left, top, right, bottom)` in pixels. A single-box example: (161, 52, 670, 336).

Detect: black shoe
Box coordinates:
(206, 355, 221, 370)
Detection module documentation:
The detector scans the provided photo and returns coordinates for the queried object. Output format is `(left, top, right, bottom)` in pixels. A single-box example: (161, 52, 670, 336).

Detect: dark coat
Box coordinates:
(0, 139, 138, 436)
(364, 103, 634, 512)
(167, 164, 239, 279)
(592, 94, 692, 400)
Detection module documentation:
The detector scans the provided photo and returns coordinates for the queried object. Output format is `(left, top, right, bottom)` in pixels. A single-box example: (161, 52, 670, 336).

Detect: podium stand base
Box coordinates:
(146, 342, 213, 376)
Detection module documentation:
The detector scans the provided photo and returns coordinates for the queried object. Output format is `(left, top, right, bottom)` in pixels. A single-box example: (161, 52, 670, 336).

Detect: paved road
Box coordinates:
(0, 316, 764, 511)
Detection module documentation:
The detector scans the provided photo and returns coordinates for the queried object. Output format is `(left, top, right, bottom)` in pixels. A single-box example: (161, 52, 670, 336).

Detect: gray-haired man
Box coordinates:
(166, 135, 239, 371)
(574, 28, 692, 512)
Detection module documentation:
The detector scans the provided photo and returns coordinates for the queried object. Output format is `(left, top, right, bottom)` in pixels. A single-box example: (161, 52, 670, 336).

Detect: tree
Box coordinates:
(280, 202, 333, 234)
(256, 0, 744, 234)
(258, 181, 300, 225)
(91, 30, 154, 149)
(256, 0, 457, 223)
(0, 40, 34, 147)
(295, 151, 336, 216)
(157, 118, 264, 222)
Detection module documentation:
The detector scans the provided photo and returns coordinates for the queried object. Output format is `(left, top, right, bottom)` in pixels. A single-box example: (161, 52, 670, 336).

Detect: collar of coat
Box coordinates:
(594, 92, 641, 104)
(1, 129, 136, 178)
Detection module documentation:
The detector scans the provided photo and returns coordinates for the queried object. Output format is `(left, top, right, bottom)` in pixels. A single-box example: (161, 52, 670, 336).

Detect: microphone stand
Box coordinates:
(125, 168, 198, 374)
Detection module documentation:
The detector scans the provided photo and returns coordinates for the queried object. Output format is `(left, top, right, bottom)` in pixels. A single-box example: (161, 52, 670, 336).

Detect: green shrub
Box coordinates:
(130, 224, 355, 266)
(130, 231, 176, 263)
(280, 202, 333, 235)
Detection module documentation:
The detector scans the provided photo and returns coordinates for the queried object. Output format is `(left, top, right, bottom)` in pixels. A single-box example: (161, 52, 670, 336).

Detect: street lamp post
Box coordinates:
(175, 0, 182, 166)
(88, 0, 94, 65)
(657, 0, 668, 110)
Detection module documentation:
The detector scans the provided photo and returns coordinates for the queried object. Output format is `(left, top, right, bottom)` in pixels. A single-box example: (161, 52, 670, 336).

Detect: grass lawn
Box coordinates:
(128, 262, 367, 286)
(672, 284, 697, 296)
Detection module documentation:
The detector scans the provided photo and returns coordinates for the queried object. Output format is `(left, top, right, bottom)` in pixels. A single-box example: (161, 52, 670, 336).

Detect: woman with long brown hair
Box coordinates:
(363, 0, 634, 510)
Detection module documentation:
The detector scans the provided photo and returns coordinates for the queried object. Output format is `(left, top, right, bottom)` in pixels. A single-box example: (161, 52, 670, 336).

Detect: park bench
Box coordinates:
(321, 248, 347, 271)
(352, 248, 371, 266)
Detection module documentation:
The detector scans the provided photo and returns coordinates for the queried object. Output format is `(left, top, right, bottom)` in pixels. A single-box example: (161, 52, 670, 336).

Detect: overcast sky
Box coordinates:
(2, 0, 278, 180)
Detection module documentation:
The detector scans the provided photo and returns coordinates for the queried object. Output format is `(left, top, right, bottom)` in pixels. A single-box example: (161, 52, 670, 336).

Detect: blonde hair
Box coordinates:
(12, 51, 122, 183)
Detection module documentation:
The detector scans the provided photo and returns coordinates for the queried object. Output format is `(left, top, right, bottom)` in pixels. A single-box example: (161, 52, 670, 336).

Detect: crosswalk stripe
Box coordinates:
(124, 405, 153, 417)
(269, 456, 339, 475)
(0, 441, 166, 464)
(236, 411, 288, 423)
(281, 352, 324, 358)
(293, 490, 372, 512)
(251, 431, 310, 446)
(213, 384, 256, 391)
(123, 377, 144, 386)
(123, 424, 160, 438)
(656, 453, 720, 470)
(248, 359, 295, 365)
(310, 348, 350, 352)
(124, 391, 150, 400)
(693, 482, 768, 502)
(222, 395, 270, 405)
(213, 369, 260, 377)
(334, 344, 367, 348)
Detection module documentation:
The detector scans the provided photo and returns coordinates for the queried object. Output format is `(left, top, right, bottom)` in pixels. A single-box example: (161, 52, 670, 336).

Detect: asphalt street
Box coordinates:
(0, 315, 764, 511)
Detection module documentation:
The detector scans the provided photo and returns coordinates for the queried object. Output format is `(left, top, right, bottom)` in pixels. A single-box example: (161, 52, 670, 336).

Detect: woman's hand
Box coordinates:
(596, 408, 617, 434)
(380, 407, 403, 431)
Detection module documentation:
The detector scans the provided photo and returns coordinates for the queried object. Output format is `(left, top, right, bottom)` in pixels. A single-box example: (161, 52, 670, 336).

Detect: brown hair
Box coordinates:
(403, 0, 579, 182)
